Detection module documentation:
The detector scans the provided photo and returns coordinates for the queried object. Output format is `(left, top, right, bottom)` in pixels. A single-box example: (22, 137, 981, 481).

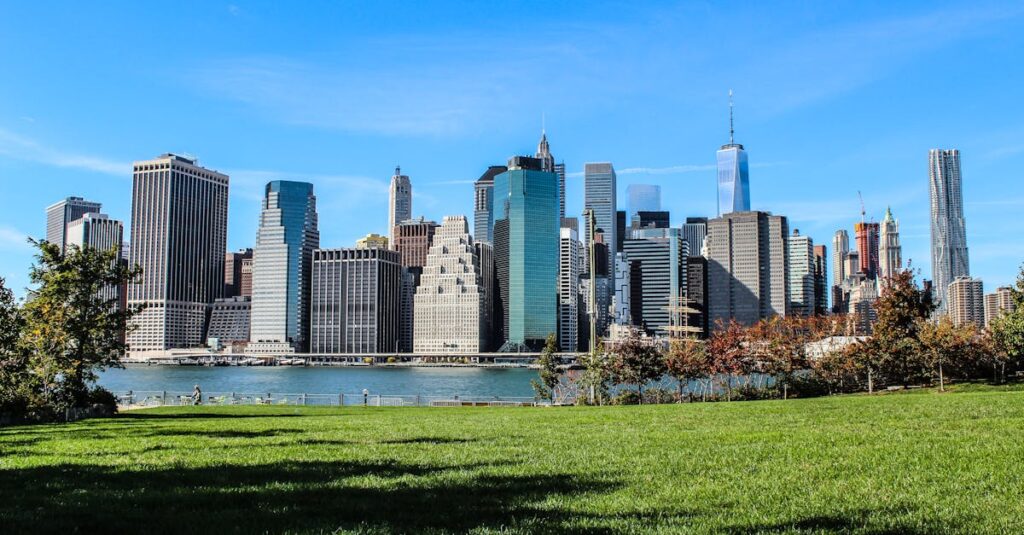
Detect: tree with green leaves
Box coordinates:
(991, 263, 1024, 374)
(577, 341, 612, 405)
(17, 240, 141, 416)
(0, 276, 26, 413)
(609, 327, 666, 404)
(531, 333, 560, 402)
(918, 317, 990, 391)
(866, 268, 936, 387)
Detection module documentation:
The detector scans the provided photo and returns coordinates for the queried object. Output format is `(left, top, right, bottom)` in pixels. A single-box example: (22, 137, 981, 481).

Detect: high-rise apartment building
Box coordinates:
(309, 248, 401, 354)
(492, 156, 559, 350)
(473, 165, 506, 244)
(930, 149, 970, 312)
(558, 227, 582, 351)
(813, 245, 828, 316)
(249, 181, 319, 354)
(854, 222, 880, 280)
(947, 276, 984, 328)
(127, 154, 228, 354)
(716, 92, 750, 215)
(224, 248, 253, 298)
(879, 207, 902, 281)
(706, 211, 788, 327)
(627, 184, 661, 224)
(388, 166, 412, 248)
(788, 230, 815, 317)
(413, 216, 484, 354)
(682, 217, 708, 259)
(984, 287, 1016, 327)
(46, 196, 102, 253)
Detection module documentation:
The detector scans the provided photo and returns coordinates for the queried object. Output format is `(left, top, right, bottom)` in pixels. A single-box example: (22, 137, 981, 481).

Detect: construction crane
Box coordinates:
(857, 190, 866, 224)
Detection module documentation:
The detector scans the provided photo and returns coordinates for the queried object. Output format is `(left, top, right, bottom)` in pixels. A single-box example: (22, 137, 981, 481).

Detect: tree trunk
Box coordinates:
(638, 384, 644, 405)
(783, 381, 788, 400)
(868, 368, 874, 394)
(726, 375, 732, 402)
(938, 361, 945, 392)
(678, 380, 684, 403)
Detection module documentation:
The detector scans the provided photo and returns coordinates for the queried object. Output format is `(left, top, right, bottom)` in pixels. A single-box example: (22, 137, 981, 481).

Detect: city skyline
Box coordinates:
(2, 2, 1024, 299)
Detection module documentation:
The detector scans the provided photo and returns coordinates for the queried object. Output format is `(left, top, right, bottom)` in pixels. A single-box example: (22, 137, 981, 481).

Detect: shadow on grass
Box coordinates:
(0, 460, 622, 533)
(724, 508, 952, 535)
(117, 412, 305, 420)
(379, 436, 476, 445)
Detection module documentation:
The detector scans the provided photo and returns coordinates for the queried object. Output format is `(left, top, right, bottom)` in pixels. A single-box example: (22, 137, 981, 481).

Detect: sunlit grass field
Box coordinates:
(2, 385, 1024, 533)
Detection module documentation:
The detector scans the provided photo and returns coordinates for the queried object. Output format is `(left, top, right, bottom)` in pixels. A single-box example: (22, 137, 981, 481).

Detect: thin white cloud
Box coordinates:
(0, 226, 31, 252)
(0, 128, 128, 176)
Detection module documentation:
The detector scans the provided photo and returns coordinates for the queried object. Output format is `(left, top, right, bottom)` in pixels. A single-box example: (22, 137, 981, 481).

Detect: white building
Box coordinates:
(65, 212, 124, 306)
(558, 227, 581, 351)
(413, 216, 485, 353)
(788, 229, 815, 316)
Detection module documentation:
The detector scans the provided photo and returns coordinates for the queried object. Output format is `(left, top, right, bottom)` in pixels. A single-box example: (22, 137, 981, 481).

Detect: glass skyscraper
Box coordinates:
(716, 144, 750, 215)
(493, 157, 560, 350)
(584, 162, 617, 334)
(627, 184, 661, 224)
(250, 180, 319, 353)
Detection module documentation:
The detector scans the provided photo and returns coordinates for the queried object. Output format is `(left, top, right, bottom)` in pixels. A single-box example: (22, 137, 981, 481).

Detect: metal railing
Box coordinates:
(114, 390, 537, 409)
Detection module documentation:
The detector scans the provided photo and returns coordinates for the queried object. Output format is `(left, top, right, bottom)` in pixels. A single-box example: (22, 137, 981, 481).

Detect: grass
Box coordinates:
(2, 388, 1024, 533)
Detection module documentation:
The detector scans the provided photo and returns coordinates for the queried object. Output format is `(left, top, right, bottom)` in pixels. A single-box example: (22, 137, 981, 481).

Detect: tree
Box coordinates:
(0, 276, 26, 413)
(18, 240, 141, 416)
(608, 327, 666, 404)
(577, 341, 612, 405)
(918, 317, 989, 391)
(664, 337, 707, 402)
(992, 263, 1024, 373)
(707, 320, 746, 401)
(869, 268, 936, 387)
(531, 334, 561, 401)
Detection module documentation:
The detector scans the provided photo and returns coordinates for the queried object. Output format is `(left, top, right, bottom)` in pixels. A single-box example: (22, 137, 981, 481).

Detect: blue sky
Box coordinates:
(1, 1, 1023, 298)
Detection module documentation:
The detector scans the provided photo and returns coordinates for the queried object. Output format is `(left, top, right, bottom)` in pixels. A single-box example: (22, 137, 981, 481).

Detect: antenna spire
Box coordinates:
(728, 89, 735, 145)
(542, 112, 546, 135)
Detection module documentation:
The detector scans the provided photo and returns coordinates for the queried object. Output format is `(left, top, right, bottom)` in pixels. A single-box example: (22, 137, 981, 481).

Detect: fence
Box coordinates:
(114, 390, 537, 409)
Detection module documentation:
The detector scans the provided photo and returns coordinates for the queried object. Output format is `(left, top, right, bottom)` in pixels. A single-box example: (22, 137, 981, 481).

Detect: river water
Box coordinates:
(99, 366, 537, 398)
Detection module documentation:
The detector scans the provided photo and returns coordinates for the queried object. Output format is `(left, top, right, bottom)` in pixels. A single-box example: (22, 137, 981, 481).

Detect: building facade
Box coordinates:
(706, 211, 788, 328)
(413, 216, 485, 353)
(249, 181, 319, 353)
(393, 217, 438, 352)
(473, 165, 506, 244)
(584, 162, 617, 320)
(788, 230, 815, 317)
(623, 228, 686, 335)
(46, 196, 102, 254)
(813, 244, 828, 316)
(854, 222, 880, 280)
(239, 258, 254, 297)
(626, 184, 661, 224)
(984, 287, 1016, 327)
(947, 276, 984, 328)
(682, 217, 708, 259)
(309, 248, 402, 354)
(224, 248, 253, 298)
(388, 166, 412, 248)
(930, 149, 970, 313)
(207, 296, 251, 344)
(878, 207, 902, 281)
(65, 212, 124, 306)
(558, 227, 582, 351)
(356, 233, 388, 250)
(126, 154, 228, 354)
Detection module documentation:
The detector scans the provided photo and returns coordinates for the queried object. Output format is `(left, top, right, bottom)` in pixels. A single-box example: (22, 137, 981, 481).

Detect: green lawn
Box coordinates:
(2, 388, 1024, 534)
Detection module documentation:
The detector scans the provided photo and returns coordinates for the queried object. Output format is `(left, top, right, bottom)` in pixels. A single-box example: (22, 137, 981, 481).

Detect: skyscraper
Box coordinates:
(493, 156, 559, 350)
(65, 212, 124, 307)
(854, 222, 880, 280)
(249, 181, 319, 354)
(930, 149, 970, 312)
(682, 217, 708, 259)
(224, 248, 253, 298)
(558, 227, 581, 351)
(813, 245, 828, 316)
(584, 162, 617, 324)
(239, 258, 254, 297)
(473, 165, 506, 244)
(716, 91, 750, 216)
(706, 211, 788, 327)
(394, 217, 438, 353)
(622, 228, 686, 335)
(309, 247, 402, 354)
(879, 207, 902, 281)
(627, 184, 661, 225)
(788, 230, 815, 317)
(126, 154, 228, 355)
(535, 129, 566, 222)
(414, 216, 484, 354)
(613, 252, 631, 327)
(831, 230, 849, 313)
(388, 166, 412, 248)
(947, 276, 984, 328)
(46, 196, 102, 254)
(207, 296, 251, 345)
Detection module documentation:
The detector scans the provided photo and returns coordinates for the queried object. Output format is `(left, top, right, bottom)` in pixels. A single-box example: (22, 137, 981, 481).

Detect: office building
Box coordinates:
(393, 217, 438, 352)
(492, 156, 560, 350)
(716, 92, 750, 215)
(356, 233, 388, 250)
(475, 241, 495, 351)
(947, 276, 984, 328)
(413, 216, 484, 354)
(249, 181, 319, 354)
(224, 248, 253, 298)
(984, 287, 1016, 327)
(627, 184, 661, 225)
(813, 245, 828, 315)
(629, 211, 670, 233)
(239, 257, 254, 297)
(788, 230, 815, 317)
(878, 207, 902, 281)
(309, 247, 401, 354)
(616, 210, 626, 254)
(706, 211, 788, 327)
(46, 196, 102, 254)
(848, 278, 879, 335)
(613, 252, 631, 327)
(473, 165, 506, 244)
(930, 149, 970, 312)
(686, 256, 709, 337)
(623, 228, 686, 335)
(535, 129, 566, 221)
(206, 296, 251, 344)
(65, 212, 124, 306)
(388, 166, 412, 248)
(126, 154, 228, 354)
(831, 230, 850, 314)
(854, 222, 880, 280)
(584, 162, 617, 315)
(558, 227, 582, 351)
(682, 217, 708, 259)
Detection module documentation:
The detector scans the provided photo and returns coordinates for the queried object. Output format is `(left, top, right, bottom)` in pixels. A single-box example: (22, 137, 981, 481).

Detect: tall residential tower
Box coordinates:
(929, 149, 970, 312)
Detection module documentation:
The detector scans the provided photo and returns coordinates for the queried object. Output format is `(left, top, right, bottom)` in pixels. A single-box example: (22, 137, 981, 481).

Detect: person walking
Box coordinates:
(363, 388, 369, 406)
(191, 384, 202, 405)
